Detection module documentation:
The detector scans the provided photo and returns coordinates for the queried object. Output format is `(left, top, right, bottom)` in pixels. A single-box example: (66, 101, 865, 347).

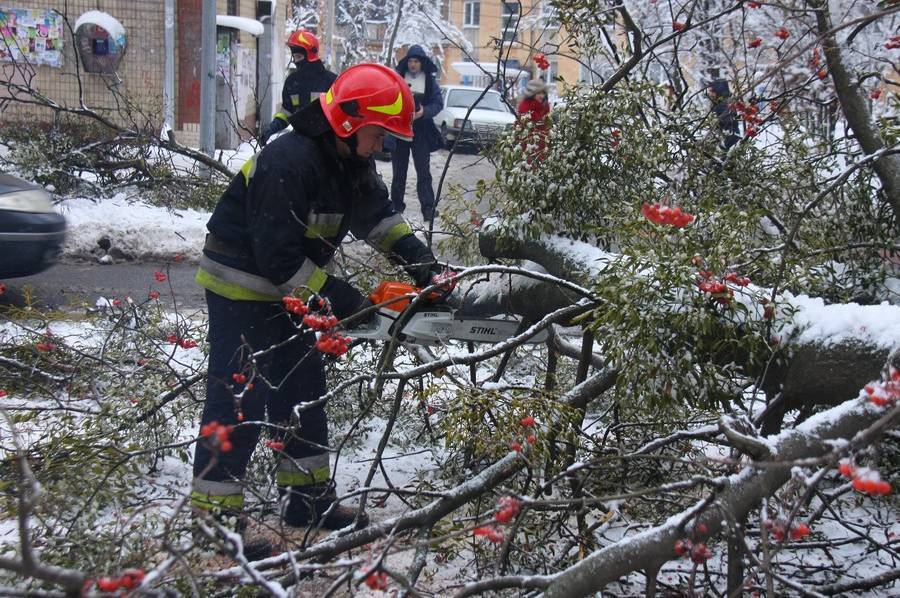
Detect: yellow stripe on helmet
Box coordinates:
(368, 91, 403, 116)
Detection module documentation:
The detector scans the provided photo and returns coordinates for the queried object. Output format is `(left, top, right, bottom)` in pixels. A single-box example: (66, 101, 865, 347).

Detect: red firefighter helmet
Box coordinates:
(286, 29, 320, 62)
(320, 63, 414, 141)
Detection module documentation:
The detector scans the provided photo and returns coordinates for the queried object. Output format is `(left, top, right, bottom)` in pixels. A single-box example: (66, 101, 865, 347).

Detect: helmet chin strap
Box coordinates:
(344, 133, 369, 165)
(336, 99, 369, 164)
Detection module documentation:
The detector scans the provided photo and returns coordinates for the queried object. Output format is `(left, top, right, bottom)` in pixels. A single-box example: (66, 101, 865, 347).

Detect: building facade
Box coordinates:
(0, 0, 288, 148)
(439, 0, 580, 101)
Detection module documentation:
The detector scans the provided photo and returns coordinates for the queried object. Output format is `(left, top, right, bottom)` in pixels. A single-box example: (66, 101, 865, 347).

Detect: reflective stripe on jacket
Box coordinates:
(197, 123, 422, 303)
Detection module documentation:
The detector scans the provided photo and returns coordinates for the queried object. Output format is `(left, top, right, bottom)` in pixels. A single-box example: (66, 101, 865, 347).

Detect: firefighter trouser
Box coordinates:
(191, 290, 330, 512)
(390, 138, 435, 215)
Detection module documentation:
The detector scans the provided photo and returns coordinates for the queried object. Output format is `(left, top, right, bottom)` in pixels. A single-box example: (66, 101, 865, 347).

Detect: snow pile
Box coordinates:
(789, 294, 900, 350)
(56, 194, 209, 262)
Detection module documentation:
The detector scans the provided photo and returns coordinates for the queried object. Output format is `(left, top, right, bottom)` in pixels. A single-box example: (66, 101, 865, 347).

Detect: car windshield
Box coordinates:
(0, 173, 32, 194)
(446, 89, 508, 112)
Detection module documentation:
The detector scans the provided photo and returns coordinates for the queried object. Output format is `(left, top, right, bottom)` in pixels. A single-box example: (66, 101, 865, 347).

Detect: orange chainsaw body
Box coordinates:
(368, 281, 419, 312)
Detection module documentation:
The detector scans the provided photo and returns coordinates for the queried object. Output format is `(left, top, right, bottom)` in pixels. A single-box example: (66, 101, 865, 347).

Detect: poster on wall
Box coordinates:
(0, 6, 64, 67)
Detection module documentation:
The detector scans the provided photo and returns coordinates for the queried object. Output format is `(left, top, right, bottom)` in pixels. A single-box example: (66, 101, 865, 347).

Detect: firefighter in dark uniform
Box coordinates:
(260, 29, 337, 146)
(192, 63, 443, 555)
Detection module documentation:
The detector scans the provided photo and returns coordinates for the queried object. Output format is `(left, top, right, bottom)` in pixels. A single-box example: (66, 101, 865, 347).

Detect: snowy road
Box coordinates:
(1, 149, 496, 312)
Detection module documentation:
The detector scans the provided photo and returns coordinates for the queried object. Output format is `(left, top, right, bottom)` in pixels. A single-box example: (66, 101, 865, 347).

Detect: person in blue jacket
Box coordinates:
(387, 45, 444, 221)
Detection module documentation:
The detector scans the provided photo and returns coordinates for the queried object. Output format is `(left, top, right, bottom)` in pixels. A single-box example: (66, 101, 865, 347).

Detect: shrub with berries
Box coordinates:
(533, 52, 550, 70)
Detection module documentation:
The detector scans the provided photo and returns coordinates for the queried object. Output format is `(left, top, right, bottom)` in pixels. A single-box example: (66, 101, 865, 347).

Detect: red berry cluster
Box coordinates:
(724, 272, 751, 286)
(533, 52, 550, 70)
(35, 341, 56, 352)
(746, 1, 761, 7)
(870, 89, 882, 100)
(0, 282, 5, 295)
(839, 461, 893, 496)
(674, 539, 712, 564)
(0, 390, 7, 398)
(761, 299, 776, 320)
(200, 421, 234, 453)
(149, 290, 160, 300)
(696, 271, 741, 305)
(610, 129, 621, 149)
(748, 37, 762, 49)
(362, 568, 389, 590)
(509, 415, 538, 453)
(264, 439, 285, 451)
(282, 295, 310, 316)
(886, 35, 900, 50)
(809, 48, 821, 70)
(95, 568, 145, 592)
(729, 101, 764, 137)
(430, 268, 458, 292)
(316, 332, 350, 356)
(764, 519, 810, 542)
(232, 373, 247, 385)
(864, 368, 899, 408)
(166, 334, 198, 349)
(304, 313, 339, 331)
(494, 496, 522, 523)
(474, 525, 506, 543)
(641, 203, 695, 228)
(775, 26, 790, 40)
(154, 271, 167, 283)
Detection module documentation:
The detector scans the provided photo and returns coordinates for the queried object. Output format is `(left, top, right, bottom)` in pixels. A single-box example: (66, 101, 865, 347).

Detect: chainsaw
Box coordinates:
(347, 281, 548, 346)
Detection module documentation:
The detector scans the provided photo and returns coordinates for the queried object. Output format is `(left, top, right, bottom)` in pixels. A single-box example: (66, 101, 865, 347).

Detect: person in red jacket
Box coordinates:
(516, 79, 550, 159)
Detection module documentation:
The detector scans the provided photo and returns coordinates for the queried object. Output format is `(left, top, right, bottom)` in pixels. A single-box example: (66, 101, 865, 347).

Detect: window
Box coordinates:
(501, 2, 519, 41)
(463, 1, 480, 27)
(541, 1, 559, 29)
(227, 0, 238, 15)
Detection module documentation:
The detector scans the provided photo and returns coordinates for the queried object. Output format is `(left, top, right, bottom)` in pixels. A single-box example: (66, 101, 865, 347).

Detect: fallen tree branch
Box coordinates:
(539, 399, 898, 597)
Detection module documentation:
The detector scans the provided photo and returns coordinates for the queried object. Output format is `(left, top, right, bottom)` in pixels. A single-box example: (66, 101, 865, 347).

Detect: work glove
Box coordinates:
(259, 120, 287, 147)
(318, 276, 377, 327)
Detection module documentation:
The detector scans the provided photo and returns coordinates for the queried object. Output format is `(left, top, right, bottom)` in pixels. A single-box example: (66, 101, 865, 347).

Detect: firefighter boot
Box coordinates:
(282, 483, 370, 530)
(192, 508, 272, 561)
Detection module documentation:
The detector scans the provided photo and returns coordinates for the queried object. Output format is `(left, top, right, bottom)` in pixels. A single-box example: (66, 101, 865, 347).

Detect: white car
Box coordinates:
(434, 85, 517, 148)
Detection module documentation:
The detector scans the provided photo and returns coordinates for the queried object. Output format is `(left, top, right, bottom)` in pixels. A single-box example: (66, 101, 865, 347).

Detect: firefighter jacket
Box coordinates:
(264, 61, 337, 141)
(197, 106, 434, 315)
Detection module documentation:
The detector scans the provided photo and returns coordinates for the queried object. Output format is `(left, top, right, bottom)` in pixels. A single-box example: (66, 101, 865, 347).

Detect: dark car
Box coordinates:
(0, 173, 66, 278)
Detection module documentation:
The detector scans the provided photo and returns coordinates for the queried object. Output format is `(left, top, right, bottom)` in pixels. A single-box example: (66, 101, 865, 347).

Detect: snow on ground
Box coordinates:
(51, 143, 467, 263)
(56, 194, 209, 262)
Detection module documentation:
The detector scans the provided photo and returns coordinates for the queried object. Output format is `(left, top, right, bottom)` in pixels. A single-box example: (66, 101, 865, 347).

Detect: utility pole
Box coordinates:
(199, 0, 217, 159)
(163, 0, 175, 139)
(323, 0, 336, 67)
